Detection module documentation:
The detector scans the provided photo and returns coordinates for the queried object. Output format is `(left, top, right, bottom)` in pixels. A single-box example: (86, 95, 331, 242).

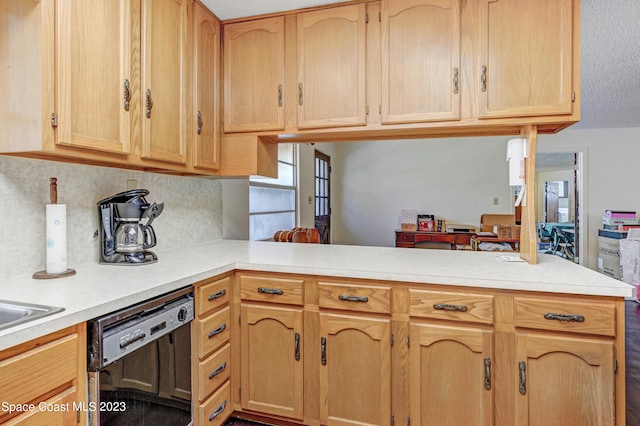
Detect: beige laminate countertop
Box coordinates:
(0, 239, 634, 351)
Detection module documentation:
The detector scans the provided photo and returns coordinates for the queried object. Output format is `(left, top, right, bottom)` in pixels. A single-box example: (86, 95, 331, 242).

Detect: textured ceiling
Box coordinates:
(201, 0, 640, 130)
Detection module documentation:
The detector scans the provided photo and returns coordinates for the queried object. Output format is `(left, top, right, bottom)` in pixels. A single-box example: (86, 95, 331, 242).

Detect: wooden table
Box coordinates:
(471, 235, 520, 251)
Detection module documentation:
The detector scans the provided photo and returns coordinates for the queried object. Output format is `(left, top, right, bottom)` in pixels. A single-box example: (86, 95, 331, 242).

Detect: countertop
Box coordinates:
(0, 239, 634, 351)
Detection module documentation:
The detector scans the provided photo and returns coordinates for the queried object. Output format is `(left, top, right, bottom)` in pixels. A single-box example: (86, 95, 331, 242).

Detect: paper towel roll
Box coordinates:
(46, 204, 67, 274)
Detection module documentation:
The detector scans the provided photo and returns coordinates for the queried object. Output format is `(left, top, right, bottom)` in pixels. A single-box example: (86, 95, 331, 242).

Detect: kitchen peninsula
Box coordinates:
(0, 240, 633, 425)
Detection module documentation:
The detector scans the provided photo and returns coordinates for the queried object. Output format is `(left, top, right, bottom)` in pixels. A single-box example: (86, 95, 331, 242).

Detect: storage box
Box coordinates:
(598, 236, 621, 279)
(493, 225, 512, 239)
(620, 229, 640, 286)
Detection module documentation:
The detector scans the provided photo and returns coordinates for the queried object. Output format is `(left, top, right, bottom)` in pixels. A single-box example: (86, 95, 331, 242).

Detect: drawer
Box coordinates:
(514, 297, 616, 336)
(396, 232, 414, 243)
(198, 343, 231, 401)
(239, 274, 304, 305)
(415, 233, 454, 244)
(319, 282, 391, 314)
(198, 380, 231, 426)
(196, 306, 231, 359)
(454, 234, 472, 245)
(409, 289, 494, 324)
(196, 276, 231, 317)
(0, 334, 77, 413)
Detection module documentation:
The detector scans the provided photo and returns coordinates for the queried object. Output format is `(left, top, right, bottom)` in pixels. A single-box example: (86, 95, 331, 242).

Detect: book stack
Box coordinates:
(602, 210, 640, 230)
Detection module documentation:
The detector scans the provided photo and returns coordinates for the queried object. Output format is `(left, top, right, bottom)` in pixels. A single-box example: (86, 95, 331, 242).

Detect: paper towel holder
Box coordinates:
(33, 178, 77, 279)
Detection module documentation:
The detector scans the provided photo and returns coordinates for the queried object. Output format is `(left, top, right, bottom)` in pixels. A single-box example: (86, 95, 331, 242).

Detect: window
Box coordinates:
(249, 144, 297, 240)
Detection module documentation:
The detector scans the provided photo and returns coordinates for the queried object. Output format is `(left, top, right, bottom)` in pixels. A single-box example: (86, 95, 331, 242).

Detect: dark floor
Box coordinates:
(224, 300, 640, 426)
(626, 300, 640, 423)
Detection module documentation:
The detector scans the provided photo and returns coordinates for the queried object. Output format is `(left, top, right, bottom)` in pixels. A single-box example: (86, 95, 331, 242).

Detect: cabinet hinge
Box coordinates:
(614, 358, 618, 373)
(406, 335, 410, 347)
(391, 413, 395, 426)
(407, 416, 411, 426)
(365, 13, 369, 23)
(390, 333, 394, 346)
(366, 105, 369, 115)
(379, 12, 382, 22)
(571, 90, 576, 102)
(51, 113, 58, 128)
(77, 409, 81, 424)
(238, 315, 241, 325)
(379, 104, 382, 115)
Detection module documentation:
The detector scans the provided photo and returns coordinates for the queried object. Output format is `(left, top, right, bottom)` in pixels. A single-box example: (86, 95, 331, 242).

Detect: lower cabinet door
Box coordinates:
(319, 312, 391, 426)
(199, 380, 231, 426)
(409, 322, 494, 426)
(514, 333, 615, 426)
(5, 387, 77, 425)
(240, 303, 304, 420)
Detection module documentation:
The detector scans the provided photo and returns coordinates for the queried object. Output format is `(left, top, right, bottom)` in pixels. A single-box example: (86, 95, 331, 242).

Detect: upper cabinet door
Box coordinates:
(297, 4, 367, 129)
(192, 2, 220, 170)
(141, 0, 189, 164)
(381, 0, 461, 124)
(55, 0, 132, 154)
(223, 17, 285, 133)
(477, 0, 574, 118)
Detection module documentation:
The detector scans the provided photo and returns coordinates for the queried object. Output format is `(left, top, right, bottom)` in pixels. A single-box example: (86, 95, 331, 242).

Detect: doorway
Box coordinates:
(314, 150, 331, 244)
(536, 152, 580, 262)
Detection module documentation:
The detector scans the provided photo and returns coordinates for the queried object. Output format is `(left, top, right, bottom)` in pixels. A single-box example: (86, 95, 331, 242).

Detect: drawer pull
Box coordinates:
(258, 287, 284, 295)
(208, 362, 227, 380)
(519, 361, 527, 395)
(208, 289, 226, 301)
(208, 323, 227, 339)
(209, 400, 227, 421)
(484, 357, 491, 390)
(543, 312, 585, 323)
(295, 332, 301, 361)
(433, 303, 468, 312)
(339, 295, 369, 303)
(321, 336, 327, 366)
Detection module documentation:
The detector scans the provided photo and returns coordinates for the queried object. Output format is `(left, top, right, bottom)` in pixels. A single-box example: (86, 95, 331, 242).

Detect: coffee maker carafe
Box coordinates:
(97, 189, 164, 265)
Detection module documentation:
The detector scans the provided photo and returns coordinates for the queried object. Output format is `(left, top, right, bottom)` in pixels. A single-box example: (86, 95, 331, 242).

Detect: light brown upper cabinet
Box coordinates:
(140, 0, 189, 165)
(381, 0, 461, 124)
(223, 17, 286, 133)
(192, 2, 221, 171)
(297, 4, 367, 129)
(477, 0, 574, 118)
(55, 0, 133, 155)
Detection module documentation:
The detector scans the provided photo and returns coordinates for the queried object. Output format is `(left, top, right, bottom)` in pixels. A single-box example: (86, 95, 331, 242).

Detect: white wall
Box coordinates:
(0, 156, 223, 281)
(330, 136, 515, 247)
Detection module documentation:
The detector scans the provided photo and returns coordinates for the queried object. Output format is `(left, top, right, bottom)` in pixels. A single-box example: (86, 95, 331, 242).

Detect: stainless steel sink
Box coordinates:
(0, 300, 64, 331)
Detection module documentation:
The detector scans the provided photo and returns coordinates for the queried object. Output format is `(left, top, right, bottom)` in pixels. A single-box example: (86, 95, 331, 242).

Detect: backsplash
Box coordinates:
(0, 156, 222, 280)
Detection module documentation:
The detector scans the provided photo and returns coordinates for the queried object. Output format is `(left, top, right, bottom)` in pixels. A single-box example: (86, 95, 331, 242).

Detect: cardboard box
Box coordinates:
(510, 225, 521, 239)
(620, 229, 640, 286)
(598, 236, 621, 279)
(493, 225, 512, 239)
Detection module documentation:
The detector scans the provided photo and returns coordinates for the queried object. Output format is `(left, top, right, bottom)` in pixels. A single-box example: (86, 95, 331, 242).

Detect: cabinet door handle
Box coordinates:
(452, 67, 459, 95)
(197, 111, 203, 135)
(278, 84, 283, 107)
(208, 361, 227, 380)
(484, 357, 491, 390)
(321, 336, 327, 366)
(208, 289, 226, 301)
(339, 295, 369, 303)
(298, 83, 304, 106)
(480, 65, 487, 92)
(145, 89, 153, 118)
(209, 400, 227, 421)
(208, 323, 226, 339)
(433, 303, 468, 312)
(543, 312, 585, 323)
(519, 361, 527, 395)
(295, 332, 301, 361)
(123, 79, 131, 111)
(258, 287, 284, 295)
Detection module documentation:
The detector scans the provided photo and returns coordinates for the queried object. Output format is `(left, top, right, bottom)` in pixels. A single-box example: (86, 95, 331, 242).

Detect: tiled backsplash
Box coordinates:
(0, 156, 222, 280)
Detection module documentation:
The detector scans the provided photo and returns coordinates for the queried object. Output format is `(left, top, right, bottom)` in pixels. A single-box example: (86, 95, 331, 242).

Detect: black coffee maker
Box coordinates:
(96, 189, 164, 265)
